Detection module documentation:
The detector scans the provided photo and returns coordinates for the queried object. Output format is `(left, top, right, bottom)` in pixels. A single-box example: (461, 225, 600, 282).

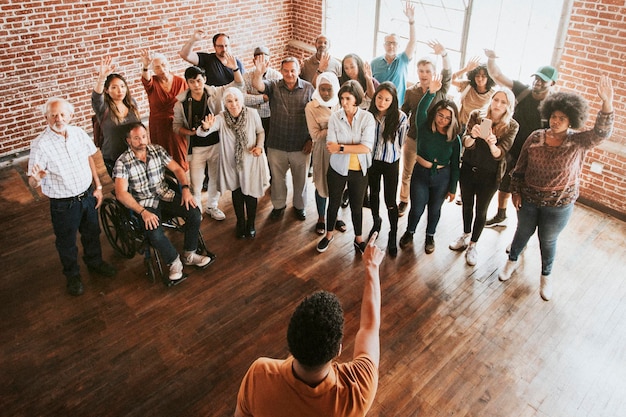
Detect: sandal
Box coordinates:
(334, 220, 347, 233)
(315, 222, 326, 235)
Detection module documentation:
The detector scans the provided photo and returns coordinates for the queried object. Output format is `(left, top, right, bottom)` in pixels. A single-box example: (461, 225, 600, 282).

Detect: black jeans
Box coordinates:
(326, 168, 368, 236)
(459, 164, 499, 242)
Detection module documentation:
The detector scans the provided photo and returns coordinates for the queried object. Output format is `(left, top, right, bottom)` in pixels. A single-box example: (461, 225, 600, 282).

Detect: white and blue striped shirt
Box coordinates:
(371, 110, 408, 164)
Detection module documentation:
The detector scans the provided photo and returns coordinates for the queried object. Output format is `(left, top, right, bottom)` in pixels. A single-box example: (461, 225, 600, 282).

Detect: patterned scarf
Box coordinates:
(223, 106, 248, 171)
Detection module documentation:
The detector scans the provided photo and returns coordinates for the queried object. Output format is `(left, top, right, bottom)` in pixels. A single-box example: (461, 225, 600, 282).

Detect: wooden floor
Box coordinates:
(1, 153, 625, 417)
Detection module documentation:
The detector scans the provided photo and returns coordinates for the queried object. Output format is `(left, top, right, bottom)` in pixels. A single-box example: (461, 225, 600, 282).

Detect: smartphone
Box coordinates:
(479, 118, 492, 139)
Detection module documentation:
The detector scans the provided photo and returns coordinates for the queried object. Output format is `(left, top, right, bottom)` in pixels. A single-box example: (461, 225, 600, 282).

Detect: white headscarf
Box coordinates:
(312, 72, 340, 107)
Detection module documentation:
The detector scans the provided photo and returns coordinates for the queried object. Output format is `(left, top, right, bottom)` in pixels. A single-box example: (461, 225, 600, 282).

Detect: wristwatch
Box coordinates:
(339, 145, 345, 153)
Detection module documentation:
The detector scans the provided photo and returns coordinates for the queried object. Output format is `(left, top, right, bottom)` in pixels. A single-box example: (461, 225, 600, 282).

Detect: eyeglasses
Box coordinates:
(384, 41, 397, 46)
(436, 112, 452, 122)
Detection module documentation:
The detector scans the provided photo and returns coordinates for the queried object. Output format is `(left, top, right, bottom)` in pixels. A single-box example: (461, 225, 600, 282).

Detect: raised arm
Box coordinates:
(353, 233, 385, 366)
(224, 52, 244, 85)
(139, 49, 152, 81)
(403, 2, 416, 60)
(93, 56, 115, 94)
(251, 55, 268, 93)
(597, 74, 614, 114)
(178, 30, 204, 66)
(452, 56, 480, 88)
(484, 49, 514, 89)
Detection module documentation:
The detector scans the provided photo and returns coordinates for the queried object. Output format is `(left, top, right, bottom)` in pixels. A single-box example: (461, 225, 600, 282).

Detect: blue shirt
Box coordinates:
(371, 52, 410, 104)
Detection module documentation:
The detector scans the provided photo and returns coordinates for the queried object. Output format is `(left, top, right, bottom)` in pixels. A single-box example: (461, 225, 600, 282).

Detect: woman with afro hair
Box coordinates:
(498, 75, 614, 301)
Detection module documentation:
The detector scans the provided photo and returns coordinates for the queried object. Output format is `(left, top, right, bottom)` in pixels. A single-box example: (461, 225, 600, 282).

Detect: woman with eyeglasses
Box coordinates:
(399, 74, 461, 254)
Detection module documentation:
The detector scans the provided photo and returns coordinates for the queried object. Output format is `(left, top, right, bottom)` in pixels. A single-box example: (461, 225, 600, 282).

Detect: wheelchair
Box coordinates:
(100, 195, 213, 286)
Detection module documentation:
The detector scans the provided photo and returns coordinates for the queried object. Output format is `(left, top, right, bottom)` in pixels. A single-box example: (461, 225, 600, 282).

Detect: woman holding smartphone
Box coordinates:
(448, 88, 518, 265)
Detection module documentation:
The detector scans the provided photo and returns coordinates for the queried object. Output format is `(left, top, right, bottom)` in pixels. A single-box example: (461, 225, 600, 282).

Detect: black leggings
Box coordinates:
(326, 168, 368, 236)
(231, 188, 257, 224)
(459, 164, 499, 242)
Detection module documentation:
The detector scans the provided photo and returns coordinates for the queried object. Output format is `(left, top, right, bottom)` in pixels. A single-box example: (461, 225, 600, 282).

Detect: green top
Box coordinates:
(415, 92, 461, 194)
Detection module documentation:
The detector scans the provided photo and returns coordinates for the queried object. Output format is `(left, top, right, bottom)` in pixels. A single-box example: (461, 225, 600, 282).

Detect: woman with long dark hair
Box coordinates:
(92, 56, 141, 175)
(366, 82, 408, 256)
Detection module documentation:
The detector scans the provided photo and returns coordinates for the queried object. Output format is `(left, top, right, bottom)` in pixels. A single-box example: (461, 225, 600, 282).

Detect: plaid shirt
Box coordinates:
(264, 78, 314, 152)
(28, 125, 96, 198)
(244, 67, 282, 119)
(112, 144, 175, 209)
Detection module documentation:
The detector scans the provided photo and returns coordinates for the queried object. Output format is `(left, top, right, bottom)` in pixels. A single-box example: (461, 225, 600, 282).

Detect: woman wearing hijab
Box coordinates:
(197, 87, 269, 239)
(305, 72, 346, 235)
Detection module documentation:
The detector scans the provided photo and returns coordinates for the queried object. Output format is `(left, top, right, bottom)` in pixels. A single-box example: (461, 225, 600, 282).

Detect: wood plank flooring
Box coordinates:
(1, 153, 625, 417)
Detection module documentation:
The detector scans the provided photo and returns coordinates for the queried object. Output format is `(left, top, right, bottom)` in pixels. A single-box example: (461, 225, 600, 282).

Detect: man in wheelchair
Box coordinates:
(112, 122, 214, 285)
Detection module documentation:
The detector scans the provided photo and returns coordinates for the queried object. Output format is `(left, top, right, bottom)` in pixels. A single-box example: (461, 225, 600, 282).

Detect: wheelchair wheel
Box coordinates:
(100, 198, 140, 259)
(144, 246, 164, 284)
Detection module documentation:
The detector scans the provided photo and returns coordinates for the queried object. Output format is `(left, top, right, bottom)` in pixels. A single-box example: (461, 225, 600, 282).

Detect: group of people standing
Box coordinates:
(26, 3, 616, 416)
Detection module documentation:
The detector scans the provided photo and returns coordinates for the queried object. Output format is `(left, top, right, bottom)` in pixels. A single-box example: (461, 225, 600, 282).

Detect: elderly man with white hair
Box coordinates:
(28, 97, 116, 296)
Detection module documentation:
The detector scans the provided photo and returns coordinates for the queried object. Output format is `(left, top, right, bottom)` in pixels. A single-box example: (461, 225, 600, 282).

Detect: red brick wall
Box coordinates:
(1, 0, 624, 217)
(559, 0, 626, 217)
(0, 0, 294, 158)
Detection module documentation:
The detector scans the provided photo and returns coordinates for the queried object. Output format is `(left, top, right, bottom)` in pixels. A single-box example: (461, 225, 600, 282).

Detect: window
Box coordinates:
(326, 0, 569, 89)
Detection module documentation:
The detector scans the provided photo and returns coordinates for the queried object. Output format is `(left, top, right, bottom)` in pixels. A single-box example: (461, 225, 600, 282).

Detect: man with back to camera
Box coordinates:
(370, 1, 416, 105)
(252, 56, 314, 221)
(179, 30, 245, 86)
(234, 233, 385, 417)
(113, 122, 215, 286)
(28, 97, 116, 296)
(483, 49, 558, 227)
(299, 34, 342, 86)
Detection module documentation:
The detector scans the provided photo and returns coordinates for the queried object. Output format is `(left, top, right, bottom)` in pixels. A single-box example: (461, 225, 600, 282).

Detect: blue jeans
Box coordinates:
(508, 199, 574, 276)
(407, 164, 450, 236)
(143, 194, 202, 265)
(50, 191, 103, 278)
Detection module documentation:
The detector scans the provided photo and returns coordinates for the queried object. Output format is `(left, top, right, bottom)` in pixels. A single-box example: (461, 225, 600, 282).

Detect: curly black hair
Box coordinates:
(466, 65, 495, 91)
(540, 91, 589, 129)
(287, 291, 344, 369)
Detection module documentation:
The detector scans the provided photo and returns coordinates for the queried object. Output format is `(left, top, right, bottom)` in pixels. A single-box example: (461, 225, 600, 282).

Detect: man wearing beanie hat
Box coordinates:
(244, 46, 282, 137)
(483, 50, 558, 228)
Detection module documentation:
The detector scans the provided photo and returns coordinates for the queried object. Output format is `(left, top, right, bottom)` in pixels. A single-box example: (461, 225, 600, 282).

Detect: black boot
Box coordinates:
(236, 218, 246, 239)
(367, 215, 382, 242)
(246, 218, 256, 239)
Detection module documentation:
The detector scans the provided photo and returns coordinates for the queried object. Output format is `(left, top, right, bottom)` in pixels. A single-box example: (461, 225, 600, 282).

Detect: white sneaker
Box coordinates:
(540, 274, 553, 301)
(499, 260, 518, 281)
(183, 251, 211, 268)
(449, 233, 470, 251)
(169, 256, 184, 280)
(206, 207, 226, 221)
(465, 244, 478, 266)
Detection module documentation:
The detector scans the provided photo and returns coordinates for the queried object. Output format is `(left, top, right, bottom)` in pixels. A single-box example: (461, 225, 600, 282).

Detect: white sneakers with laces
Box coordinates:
(169, 256, 184, 280)
(449, 233, 470, 251)
(183, 251, 211, 268)
(206, 207, 226, 221)
(465, 244, 478, 266)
